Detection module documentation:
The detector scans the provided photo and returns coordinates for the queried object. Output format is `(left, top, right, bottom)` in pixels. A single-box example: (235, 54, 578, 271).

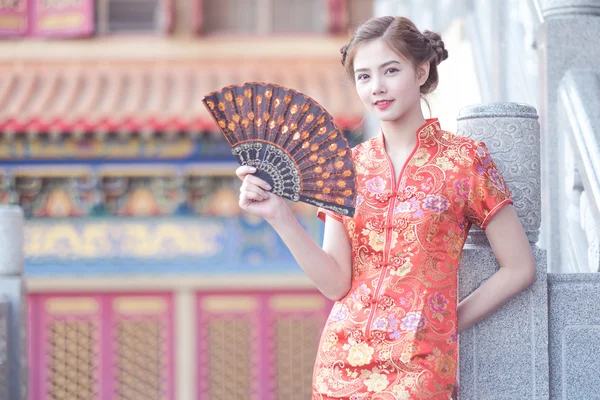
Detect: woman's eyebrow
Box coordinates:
(355, 60, 401, 74)
(379, 60, 401, 69)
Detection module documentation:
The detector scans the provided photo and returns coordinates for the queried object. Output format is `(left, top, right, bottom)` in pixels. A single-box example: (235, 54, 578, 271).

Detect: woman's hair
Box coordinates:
(340, 16, 448, 95)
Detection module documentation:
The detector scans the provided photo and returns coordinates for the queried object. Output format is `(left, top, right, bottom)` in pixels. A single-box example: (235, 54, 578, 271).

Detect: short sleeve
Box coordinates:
(465, 142, 513, 229)
(317, 207, 344, 223)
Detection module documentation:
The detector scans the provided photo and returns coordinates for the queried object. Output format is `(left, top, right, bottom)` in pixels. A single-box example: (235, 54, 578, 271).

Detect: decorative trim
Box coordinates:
(26, 275, 315, 292)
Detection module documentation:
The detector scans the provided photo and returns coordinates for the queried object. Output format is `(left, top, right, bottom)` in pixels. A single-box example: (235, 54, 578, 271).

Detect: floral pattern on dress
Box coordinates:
(315, 119, 512, 399)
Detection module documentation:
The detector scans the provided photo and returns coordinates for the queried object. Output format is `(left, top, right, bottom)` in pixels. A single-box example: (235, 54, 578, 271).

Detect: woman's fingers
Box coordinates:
(239, 190, 266, 209)
(239, 194, 252, 209)
(236, 166, 274, 210)
(239, 174, 272, 208)
(235, 165, 256, 180)
(235, 167, 272, 192)
(243, 174, 272, 192)
(241, 180, 269, 201)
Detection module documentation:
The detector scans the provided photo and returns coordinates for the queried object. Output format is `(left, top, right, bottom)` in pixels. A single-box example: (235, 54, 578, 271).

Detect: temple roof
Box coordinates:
(0, 59, 364, 135)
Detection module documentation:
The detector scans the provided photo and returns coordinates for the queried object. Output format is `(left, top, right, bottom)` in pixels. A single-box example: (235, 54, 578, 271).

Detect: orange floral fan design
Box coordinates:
(202, 82, 356, 217)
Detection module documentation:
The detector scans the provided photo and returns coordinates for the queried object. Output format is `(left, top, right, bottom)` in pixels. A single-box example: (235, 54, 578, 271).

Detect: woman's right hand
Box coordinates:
(235, 165, 289, 223)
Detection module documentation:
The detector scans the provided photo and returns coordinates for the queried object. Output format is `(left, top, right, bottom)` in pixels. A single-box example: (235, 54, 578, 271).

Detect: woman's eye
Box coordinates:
(385, 68, 399, 74)
(357, 74, 369, 81)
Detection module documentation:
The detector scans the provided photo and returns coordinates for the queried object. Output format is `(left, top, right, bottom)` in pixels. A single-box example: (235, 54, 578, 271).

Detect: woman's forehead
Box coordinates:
(353, 40, 408, 69)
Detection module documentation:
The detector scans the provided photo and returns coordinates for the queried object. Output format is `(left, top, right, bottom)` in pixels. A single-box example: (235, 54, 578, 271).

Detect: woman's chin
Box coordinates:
(376, 112, 403, 122)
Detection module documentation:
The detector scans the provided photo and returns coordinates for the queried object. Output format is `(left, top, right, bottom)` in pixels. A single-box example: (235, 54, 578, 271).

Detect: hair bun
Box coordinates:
(340, 44, 349, 66)
(422, 30, 448, 65)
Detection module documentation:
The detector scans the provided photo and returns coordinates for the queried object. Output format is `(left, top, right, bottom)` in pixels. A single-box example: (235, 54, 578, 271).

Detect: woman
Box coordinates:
(236, 16, 536, 400)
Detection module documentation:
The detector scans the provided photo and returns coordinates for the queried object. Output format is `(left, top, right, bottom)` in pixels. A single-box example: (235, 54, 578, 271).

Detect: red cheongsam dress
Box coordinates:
(313, 118, 513, 399)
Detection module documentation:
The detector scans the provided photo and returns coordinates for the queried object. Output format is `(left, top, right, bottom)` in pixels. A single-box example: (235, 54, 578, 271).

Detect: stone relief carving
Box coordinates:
(457, 104, 541, 244)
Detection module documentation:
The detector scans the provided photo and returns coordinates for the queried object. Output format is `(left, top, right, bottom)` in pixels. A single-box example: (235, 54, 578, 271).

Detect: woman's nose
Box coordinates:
(372, 79, 387, 95)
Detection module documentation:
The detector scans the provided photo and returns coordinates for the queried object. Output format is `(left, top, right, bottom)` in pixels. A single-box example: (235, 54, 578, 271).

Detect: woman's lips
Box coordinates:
(374, 100, 394, 110)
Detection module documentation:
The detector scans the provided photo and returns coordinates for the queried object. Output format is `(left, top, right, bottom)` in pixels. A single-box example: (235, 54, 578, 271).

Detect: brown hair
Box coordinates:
(340, 16, 448, 95)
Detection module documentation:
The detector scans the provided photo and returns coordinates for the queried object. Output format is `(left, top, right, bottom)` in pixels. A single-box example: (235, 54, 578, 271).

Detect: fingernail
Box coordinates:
(249, 167, 257, 172)
(266, 184, 272, 190)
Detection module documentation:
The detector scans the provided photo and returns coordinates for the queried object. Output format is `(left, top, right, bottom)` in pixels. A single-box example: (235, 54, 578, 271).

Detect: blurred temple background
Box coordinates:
(0, 1, 373, 399)
(2, 0, 599, 399)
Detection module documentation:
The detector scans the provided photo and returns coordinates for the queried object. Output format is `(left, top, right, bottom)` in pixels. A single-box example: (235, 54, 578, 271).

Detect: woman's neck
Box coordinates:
(380, 109, 427, 155)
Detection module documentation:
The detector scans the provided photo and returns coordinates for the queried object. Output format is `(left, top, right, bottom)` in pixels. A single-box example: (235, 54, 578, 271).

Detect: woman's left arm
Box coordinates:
(457, 204, 536, 333)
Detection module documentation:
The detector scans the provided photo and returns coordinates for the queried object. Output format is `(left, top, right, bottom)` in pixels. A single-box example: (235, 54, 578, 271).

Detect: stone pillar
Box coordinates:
(0, 296, 8, 400)
(456, 103, 549, 400)
(0, 206, 27, 400)
(536, 0, 600, 272)
(548, 273, 600, 399)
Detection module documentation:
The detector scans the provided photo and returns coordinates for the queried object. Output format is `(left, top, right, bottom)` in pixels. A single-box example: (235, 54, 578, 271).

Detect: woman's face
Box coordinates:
(352, 39, 428, 123)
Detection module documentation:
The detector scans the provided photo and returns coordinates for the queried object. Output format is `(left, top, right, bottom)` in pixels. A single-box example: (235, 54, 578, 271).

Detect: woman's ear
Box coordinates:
(417, 62, 430, 86)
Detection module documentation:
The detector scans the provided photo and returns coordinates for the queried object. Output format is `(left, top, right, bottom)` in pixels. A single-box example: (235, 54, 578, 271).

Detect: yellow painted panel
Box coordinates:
(202, 296, 257, 313)
(45, 297, 99, 315)
(269, 295, 325, 312)
(39, 13, 85, 30)
(0, 15, 26, 30)
(113, 297, 167, 314)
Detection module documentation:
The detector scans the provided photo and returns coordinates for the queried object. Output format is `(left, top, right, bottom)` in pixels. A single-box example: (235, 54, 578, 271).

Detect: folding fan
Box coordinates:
(202, 82, 356, 217)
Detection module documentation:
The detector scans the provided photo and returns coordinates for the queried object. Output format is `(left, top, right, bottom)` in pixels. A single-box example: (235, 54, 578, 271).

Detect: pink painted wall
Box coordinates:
(196, 290, 333, 400)
(28, 292, 174, 400)
(0, 0, 28, 37)
(28, 289, 333, 400)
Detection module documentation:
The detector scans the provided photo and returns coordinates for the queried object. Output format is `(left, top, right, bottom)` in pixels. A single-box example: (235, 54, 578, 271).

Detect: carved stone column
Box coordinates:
(540, 0, 600, 18)
(456, 103, 549, 400)
(537, 0, 600, 272)
(457, 103, 541, 244)
(0, 206, 27, 400)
